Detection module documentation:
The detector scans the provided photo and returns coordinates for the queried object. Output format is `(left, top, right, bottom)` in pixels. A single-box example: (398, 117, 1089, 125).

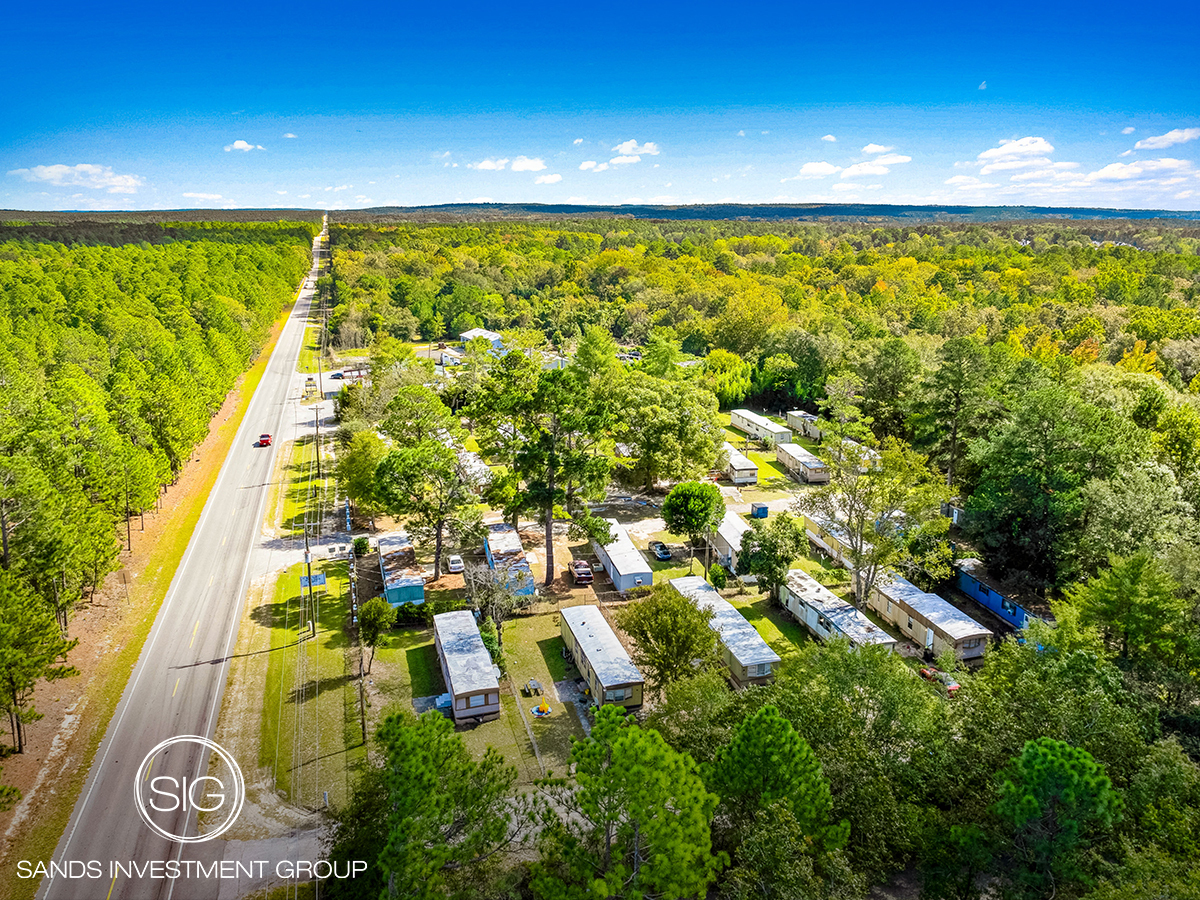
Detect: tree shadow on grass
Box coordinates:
(536, 636, 572, 683)
(405, 643, 445, 697)
(287, 673, 352, 705)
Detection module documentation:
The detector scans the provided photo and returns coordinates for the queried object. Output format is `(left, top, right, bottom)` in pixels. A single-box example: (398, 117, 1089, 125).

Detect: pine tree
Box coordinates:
(709, 704, 848, 851)
(533, 705, 726, 899)
(0, 570, 79, 753)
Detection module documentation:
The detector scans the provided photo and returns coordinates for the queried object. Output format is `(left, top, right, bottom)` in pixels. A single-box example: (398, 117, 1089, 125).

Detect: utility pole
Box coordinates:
(314, 404, 322, 479)
(304, 526, 315, 635)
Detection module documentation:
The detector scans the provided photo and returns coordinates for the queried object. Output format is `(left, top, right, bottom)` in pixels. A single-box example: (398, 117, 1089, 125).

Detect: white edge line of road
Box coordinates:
(165, 267, 317, 899)
(40, 264, 317, 900)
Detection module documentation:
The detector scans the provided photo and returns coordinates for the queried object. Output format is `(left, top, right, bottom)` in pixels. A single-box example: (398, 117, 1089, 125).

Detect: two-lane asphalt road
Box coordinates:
(39, 229, 325, 900)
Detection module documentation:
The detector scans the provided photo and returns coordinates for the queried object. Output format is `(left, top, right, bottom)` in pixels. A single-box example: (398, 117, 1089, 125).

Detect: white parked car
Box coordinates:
(446, 554, 464, 574)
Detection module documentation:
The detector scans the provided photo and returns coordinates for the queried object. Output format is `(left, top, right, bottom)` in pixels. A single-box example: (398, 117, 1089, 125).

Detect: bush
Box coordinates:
(709, 565, 728, 590)
(353, 536, 370, 557)
(479, 618, 504, 670)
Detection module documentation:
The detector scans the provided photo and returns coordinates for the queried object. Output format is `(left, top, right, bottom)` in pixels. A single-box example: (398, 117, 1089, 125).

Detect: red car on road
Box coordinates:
(258, 433, 273, 447)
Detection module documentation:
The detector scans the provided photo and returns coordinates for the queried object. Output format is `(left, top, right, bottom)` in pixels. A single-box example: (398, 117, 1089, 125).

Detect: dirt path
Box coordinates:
(0, 298, 299, 874)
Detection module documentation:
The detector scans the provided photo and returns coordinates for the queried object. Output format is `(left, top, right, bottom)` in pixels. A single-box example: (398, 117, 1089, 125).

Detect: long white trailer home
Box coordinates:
(776, 443, 829, 484)
(560, 605, 644, 709)
(670, 576, 780, 688)
(722, 441, 758, 485)
(785, 410, 825, 440)
(434, 610, 501, 723)
(592, 518, 653, 593)
(708, 508, 752, 571)
(780, 569, 896, 651)
(729, 409, 791, 444)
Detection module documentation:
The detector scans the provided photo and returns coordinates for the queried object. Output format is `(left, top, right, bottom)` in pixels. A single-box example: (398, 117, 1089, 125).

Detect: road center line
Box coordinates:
(173, 678, 179, 697)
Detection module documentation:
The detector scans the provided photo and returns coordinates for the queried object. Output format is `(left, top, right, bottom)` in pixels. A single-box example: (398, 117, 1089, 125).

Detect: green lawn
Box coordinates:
(260, 560, 365, 809)
(727, 592, 811, 659)
(278, 435, 331, 536)
(745, 449, 792, 492)
(373, 625, 445, 707)
(491, 613, 588, 780)
(297, 325, 323, 373)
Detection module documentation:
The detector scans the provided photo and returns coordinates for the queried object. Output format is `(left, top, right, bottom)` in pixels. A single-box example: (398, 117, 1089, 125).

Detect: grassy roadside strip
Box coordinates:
(297, 325, 322, 374)
(260, 559, 364, 809)
(4, 290, 303, 900)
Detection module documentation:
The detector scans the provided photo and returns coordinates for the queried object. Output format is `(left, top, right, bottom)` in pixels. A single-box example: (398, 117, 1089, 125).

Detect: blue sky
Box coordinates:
(4, 0, 1198, 211)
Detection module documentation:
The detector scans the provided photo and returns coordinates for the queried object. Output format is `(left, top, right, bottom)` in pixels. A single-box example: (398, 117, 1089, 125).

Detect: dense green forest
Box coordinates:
(326, 218, 1200, 593)
(322, 218, 1200, 900)
(0, 220, 316, 757)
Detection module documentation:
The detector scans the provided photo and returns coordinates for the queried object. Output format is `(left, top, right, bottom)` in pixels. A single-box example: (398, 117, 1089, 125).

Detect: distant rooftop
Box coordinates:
(378, 532, 425, 590)
(723, 441, 756, 472)
(461, 327, 503, 343)
(731, 409, 790, 434)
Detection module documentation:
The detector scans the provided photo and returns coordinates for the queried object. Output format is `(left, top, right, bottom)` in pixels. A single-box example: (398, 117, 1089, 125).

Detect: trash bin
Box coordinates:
(750, 502, 768, 519)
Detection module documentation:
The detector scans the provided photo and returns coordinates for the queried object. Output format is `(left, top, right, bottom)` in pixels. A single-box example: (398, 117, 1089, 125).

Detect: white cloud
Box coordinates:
(1120, 150, 1134, 157)
(573, 138, 583, 145)
(762, 130, 770, 135)
(511, 156, 547, 171)
(579, 161, 597, 170)
(978, 136, 1054, 161)
(1122, 127, 1135, 135)
(978, 80, 987, 90)
(609, 155, 641, 165)
(821, 134, 836, 142)
(1177, 190, 1195, 199)
(873, 153, 912, 165)
(737, 130, 746, 137)
(324, 184, 351, 192)
(945, 175, 998, 190)
(468, 158, 509, 170)
(975, 137, 1073, 175)
(224, 140, 264, 152)
(283, 133, 297, 138)
(276, 190, 288, 195)
(299, 194, 310, 199)
(782, 161, 842, 182)
(862, 143, 894, 154)
(1008, 163, 1080, 182)
(841, 162, 890, 178)
(8, 163, 145, 194)
(182, 192, 222, 200)
(1080, 158, 1193, 183)
(534, 173, 562, 184)
(612, 139, 660, 156)
(1134, 128, 1200, 150)
(593, 163, 609, 172)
